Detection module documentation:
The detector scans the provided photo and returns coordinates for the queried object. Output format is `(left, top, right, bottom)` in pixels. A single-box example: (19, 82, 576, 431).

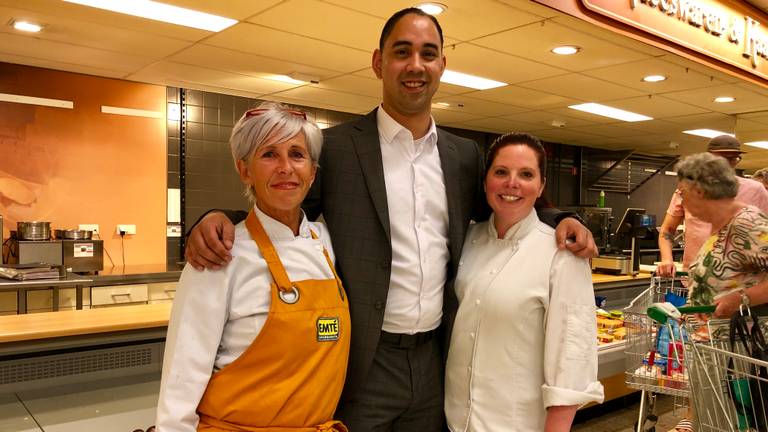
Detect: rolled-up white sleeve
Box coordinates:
(541, 250, 604, 408)
(155, 265, 231, 432)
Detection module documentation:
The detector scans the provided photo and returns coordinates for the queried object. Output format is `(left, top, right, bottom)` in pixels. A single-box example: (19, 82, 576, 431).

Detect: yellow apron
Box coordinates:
(196, 210, 350, 432)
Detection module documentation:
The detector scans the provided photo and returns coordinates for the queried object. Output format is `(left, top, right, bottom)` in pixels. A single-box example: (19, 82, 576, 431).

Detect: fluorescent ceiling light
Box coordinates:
(568, 103, 652, 122)
(12, 20, 43, 32)
(268, 74, 309, 85)
(551, 45, 580, 55)
(63, 0, 237, 32)
(745, 141, 768, 149)
(714, 96, 735, 103)
(416, 2, 446, 15)
(435, 102, 450, 107)
(101, 105, 162, 118)
(0, 92, 73, 108)
(683, 129, 734, 138)
(642, 74, 666, 82)
(440, 70, 506, 90)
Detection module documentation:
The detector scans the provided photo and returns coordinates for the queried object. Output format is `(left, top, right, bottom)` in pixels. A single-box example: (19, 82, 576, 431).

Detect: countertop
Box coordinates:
(592, 272, 652, 285)
(0, 263, 184, 289)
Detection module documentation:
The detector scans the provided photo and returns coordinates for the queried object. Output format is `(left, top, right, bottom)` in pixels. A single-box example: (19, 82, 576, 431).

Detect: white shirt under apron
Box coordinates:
(445, 210, 604, 432)
(377, 106, 449, 334)
(155, 206, 336, 432)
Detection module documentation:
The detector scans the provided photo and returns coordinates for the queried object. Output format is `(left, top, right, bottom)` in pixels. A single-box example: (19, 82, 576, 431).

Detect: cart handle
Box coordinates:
(647, 303, 716, 324)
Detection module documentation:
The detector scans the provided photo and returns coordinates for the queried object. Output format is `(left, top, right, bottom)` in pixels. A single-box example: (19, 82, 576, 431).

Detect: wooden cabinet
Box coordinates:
(147, 282, 177, 304)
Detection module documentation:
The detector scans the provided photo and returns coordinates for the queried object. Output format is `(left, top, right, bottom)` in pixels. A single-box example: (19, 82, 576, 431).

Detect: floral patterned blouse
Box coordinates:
(689, 206, 768, 306)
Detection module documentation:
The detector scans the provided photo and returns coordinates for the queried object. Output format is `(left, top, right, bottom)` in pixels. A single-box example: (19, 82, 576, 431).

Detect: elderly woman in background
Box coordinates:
(677, 153, 768, 318)
(444, 133, 604, 432)
(156, 102, 349, 432)
(753, 167, 768, 190)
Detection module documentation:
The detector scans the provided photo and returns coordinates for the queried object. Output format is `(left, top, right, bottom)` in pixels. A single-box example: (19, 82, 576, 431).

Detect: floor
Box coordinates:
(0, 374, 689, 432)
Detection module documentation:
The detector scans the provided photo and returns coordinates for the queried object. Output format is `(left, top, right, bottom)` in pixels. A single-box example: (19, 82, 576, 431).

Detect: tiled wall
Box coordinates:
(165, 88, 605, 263)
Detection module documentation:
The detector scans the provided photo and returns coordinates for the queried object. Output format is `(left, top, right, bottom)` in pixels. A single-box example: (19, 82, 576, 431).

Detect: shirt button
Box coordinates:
(467, 366, 472, 372)
(459, 261, 463, 266)
(470, 332, 475, 339)
(490, 269, 497, 274)
(475, 299, 480, 305)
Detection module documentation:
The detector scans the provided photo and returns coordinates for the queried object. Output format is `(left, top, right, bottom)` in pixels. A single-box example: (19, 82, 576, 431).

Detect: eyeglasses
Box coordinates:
(724, 155, 742, 163)
(244, 107, 307, 120)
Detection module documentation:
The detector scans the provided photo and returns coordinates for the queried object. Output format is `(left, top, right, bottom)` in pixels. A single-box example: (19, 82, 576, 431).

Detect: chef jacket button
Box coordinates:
(490, 269, 497, 274)
(475, 299, 480, 305)
(467, 366, 472, 372)
(459, 260, 463, 266)
(374, 301, 384, 310)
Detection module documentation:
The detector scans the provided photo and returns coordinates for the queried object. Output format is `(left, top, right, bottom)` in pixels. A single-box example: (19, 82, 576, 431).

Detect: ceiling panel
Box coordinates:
(128, 61, 299, 95)
(0, 0, 212, 41)
(0, 32, 153, 76)
(660, 83, 768, 114)
(247, 0, 382, 51)
(603, 95, 709, 119)
(431, 108, 484, 125)
(469, 85, 580, 109)
(204, 23, 371, 73)
(312, 74, 382, 98)
(472, 20, 652, 73)
(268, 85, 380, 112)
(432, 95, 528, 117)
(163, 0, 282, 19)
(448, 42, 567, 84)
(169, 44, 340, 82)
(0, 52, 125, 79)
(447, 116, 541, 133)
(583, 58, 729, 93)
(518, 73, 645, 102)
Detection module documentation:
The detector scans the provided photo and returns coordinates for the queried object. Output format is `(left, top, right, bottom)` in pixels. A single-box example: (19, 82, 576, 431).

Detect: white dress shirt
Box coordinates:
(377, 107, 449, 334)
(156, 206, 335, 432)
(445, 210, 604, 431)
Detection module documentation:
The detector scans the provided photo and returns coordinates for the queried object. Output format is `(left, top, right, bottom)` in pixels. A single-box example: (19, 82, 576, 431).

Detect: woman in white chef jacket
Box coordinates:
(445, 133, 604, 432)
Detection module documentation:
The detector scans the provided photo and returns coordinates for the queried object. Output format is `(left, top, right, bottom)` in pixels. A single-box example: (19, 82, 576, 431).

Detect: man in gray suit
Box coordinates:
(186, 8, 596, 431)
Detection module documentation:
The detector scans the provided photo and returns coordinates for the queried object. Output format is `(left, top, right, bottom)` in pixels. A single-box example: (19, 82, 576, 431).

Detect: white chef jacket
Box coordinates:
(155, 206, 336, 432)
(445, 209, 604, 432)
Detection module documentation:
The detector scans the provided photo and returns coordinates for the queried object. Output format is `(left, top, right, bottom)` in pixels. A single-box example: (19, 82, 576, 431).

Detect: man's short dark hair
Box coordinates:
(379, 8, 444, 51)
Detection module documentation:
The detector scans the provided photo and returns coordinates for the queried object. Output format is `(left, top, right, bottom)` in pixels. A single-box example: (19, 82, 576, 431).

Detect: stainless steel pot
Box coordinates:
(55, 229, 93, 240)
(17, 221, 51, 241)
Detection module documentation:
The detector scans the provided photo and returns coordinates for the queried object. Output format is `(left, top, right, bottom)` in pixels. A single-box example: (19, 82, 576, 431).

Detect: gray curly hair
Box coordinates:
(675, 152, 738, 200)
(753, 167, 768, 181)
(230, 101, 322, 203)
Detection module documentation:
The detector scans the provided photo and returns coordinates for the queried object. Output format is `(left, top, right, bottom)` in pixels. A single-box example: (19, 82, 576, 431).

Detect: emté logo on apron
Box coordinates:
(316, 317, 340, 342)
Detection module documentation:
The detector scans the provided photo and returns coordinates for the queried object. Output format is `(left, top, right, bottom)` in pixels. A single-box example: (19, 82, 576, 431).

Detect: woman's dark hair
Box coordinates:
(379, 8, 444, 51)
(485, 132, 552, 208)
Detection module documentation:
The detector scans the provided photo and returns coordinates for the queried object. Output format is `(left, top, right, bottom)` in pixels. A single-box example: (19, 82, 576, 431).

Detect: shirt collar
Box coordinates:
(376, 105, 438, 146)
(487, 208, 539, 241)
(253, 205, 312, 240)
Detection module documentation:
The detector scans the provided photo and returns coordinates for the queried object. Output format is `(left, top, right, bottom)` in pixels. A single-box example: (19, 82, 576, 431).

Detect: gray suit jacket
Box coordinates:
(302, 108, 485, 402)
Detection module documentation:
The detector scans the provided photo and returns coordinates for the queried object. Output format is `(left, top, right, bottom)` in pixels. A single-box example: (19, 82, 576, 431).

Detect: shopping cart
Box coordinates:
(682, 312, 768, 431)
(624, 274, 696, 432)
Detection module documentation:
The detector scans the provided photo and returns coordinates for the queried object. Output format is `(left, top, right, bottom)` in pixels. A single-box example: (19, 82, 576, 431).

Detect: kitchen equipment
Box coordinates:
(55, 229, 93, 240)
(8, 238, 63, 266)
(61, 239, 103, 273)
(592, 254, 632, 275)
(17, 221, 51, 241)
(566, 206, 613, 253)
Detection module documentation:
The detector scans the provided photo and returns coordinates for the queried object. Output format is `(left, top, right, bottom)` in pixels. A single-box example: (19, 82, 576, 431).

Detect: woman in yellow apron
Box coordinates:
(156, 102, 349, 432)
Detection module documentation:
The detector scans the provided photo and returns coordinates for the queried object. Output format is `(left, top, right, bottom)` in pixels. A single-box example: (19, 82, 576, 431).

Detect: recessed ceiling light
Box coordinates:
(12, 20, 43, 33)
(642, 74, 666, 82)
(714, 96, 735, 103)
(63, 0, 237, 32)
(415, 2, 446, 15)
(435, 102, 451, 107)
(568, 103, 652, 122)
(440, 70, 507, 90)
(745, 141, 768, 149)
(551, 45, 580, 55)
(683, 129, 735, 138)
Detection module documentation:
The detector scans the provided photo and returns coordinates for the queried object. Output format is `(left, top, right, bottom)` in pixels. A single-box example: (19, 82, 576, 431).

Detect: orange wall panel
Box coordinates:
(0, 63, 166, 266)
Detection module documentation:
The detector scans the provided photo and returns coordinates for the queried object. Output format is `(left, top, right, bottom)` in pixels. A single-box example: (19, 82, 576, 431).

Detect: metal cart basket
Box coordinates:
(685, 315, 768, 432)
(624, 275, 690, 431)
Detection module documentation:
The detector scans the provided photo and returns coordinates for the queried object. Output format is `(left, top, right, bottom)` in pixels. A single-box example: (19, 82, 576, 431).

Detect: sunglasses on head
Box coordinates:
(244, 107, 307, 120)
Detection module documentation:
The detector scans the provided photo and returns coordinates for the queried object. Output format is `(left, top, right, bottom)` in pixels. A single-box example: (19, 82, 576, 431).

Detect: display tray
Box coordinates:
(598, 340, 626, 352)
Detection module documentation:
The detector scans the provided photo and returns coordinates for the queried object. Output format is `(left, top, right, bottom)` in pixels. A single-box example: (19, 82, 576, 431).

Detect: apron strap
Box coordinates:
(310, 230, 345, 301)
(245, 210, 293, 293)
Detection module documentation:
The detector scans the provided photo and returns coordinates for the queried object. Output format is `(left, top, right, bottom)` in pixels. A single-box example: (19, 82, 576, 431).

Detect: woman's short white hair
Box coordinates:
(230, 101, 322, 202)
(675, 152, 738, 200)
